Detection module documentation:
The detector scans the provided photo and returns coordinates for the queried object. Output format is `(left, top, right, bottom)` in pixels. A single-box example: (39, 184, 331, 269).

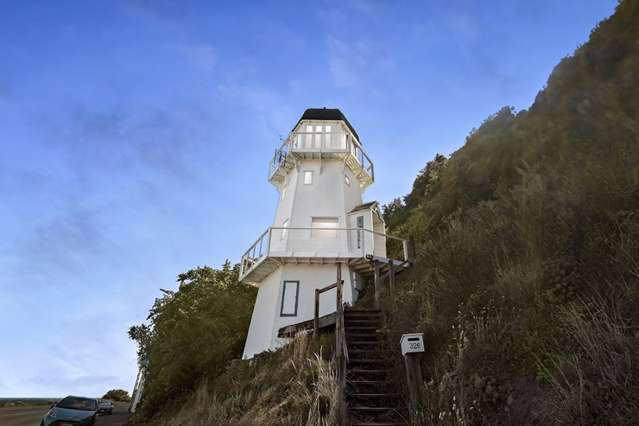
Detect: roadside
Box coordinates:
(0, 402, 130, 426)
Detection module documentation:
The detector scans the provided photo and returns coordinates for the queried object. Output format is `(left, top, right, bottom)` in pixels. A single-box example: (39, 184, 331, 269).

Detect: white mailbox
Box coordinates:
(400, 333, 425, 356)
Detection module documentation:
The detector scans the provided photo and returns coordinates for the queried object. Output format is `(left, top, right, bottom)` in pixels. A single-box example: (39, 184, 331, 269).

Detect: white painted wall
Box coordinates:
(273, 171, 298, 227)
(242, 263, 356, 359)
(242, 268, 282, 359)
(275, 160, 364, 229)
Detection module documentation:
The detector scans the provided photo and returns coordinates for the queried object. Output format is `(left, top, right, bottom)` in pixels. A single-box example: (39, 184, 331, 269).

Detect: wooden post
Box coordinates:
(314, 289, 320, 337)
(401, 333, 425, 424)
(404, 353, 424, 423)
(335, 263, 348, 425)
(373, 261, 381, 308)
(389, 260, 395, 299)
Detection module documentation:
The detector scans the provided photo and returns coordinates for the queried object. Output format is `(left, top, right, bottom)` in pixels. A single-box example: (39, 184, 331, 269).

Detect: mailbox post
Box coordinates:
(400, 333, 425, 423)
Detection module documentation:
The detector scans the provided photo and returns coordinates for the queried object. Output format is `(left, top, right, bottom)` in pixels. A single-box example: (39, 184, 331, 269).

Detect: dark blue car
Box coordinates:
(41, 395, 98, 426)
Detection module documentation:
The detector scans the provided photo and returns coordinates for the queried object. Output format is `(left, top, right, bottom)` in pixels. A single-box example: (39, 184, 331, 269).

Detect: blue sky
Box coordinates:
(0, 0, 617, 397)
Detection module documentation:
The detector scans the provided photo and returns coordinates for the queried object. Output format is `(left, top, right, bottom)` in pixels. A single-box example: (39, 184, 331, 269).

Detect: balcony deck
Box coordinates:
(239, 227, 411, 285)
(268, 124, 374, 187)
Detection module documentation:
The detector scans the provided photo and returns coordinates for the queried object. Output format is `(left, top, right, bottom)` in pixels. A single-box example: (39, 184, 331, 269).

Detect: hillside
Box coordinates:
(381, 1, 639, 423)
(128, 1, 639, 425)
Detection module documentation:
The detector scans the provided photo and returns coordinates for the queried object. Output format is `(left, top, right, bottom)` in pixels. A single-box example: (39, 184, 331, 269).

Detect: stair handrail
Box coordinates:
(335, 263, 349, 424)
(313, 281, 339, 337)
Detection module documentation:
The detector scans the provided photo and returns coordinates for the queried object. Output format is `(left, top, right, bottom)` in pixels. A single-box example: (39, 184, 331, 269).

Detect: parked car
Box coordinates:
(97, 398, 114, 415)
(41, 395, 98, 426)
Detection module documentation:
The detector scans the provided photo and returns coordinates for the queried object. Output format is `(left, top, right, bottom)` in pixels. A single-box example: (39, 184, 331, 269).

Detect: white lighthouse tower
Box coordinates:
(240, 108, 397, 359)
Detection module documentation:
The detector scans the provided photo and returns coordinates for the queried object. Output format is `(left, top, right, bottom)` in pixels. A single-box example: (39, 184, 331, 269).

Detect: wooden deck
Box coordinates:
(278, 312, 336, 337)
(349, 255, 412, 278)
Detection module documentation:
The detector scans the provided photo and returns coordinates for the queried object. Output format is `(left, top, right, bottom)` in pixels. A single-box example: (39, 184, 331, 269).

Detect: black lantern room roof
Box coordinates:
(294, 108, 360, 142)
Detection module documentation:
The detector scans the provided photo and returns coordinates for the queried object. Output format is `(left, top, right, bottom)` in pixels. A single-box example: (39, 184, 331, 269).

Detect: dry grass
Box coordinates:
(134, 333, 338, 426)
(538, 279, 639, 424)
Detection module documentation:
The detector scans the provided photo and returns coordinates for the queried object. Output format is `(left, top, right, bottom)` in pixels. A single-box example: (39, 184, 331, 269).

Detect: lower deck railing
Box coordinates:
(240, 227, 411, 281)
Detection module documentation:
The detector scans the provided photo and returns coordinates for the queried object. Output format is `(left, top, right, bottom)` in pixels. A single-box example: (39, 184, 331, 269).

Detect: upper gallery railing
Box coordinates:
(268, 126, 374, 182)
(239, 227, 409, 281)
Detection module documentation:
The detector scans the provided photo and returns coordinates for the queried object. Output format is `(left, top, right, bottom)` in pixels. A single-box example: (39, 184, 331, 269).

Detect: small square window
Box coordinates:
(304, 171, 313, 185)
(344, 175, 351, 186)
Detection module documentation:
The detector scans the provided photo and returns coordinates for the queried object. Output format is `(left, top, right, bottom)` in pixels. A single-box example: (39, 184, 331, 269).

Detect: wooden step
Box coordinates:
(350, 393, 399, 399)
(349, 348, 380, 354)
(349, 353, 382, 359)
(348, 369, 388, 375)
(347, 326, 380, 331)
(350, 406, 400, 413)
(348, 333, 380, 339)
(347, 341, 380, 346)
(347, 380, 391, 390)
(345, 311, 381, 317)
(348, 338, 380, 344)
(352, 423, 405, 426)
(346, 318, 380, 325)
(348, 359, 387, 365)
(346, 330, 380, 337)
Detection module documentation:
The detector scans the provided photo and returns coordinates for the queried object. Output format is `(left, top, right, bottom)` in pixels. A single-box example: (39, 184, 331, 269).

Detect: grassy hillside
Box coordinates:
(380, 1, 639, 423)
(129, 2, 639, 424)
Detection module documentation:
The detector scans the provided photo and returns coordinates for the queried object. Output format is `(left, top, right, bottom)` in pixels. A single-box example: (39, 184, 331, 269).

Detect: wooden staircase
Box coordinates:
(345, 308, 406, 426)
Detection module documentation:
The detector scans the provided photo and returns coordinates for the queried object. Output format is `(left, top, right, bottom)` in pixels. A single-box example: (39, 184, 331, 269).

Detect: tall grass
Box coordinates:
(132, 333, 338, 426)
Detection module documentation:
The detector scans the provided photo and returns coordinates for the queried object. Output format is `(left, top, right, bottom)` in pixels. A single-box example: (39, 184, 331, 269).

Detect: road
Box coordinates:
(0, 403, 130, 426)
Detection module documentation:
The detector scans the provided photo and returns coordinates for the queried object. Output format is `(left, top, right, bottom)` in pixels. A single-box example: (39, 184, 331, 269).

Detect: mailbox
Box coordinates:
(400, 333, 425, 356)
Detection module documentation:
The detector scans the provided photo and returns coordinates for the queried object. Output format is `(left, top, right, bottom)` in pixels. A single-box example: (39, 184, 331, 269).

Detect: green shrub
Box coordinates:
(129, 262, 257, 421)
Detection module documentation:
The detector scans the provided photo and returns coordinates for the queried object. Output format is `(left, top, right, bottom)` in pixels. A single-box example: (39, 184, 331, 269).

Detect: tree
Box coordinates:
(128, 261, 257, 418)
(102, 389, 131, 402)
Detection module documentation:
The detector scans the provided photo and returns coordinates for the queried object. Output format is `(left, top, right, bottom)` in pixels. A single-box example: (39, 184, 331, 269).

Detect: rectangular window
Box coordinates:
(305, 125, 313, 149)
(314, 125, 322, 149)
(338, 132, 346, 150)
(312, 217, 338, 238)
(356, 216, 364, 249)
(304, 170, 313, 185)
(280, 280, 299, 316)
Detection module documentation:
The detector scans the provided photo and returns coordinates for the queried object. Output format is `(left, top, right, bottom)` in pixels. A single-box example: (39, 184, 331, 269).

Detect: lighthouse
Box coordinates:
(240, 108, 399, 359)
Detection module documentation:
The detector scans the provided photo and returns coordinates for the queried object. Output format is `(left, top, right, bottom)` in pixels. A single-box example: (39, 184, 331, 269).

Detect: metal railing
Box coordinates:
(239, 227, 410, 280)
(267, 128, 374, 182)
(268, 143, 289, 179)
(291, 130, 348, 152)
(349, 139, 374, 181)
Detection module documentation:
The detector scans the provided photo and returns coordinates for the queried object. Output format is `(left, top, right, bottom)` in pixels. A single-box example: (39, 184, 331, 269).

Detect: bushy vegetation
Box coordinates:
(128, 262, 257, 422)
(128, 264, 339, 426)
(378, 1, 639, 423)
(102, 389, 130, 402)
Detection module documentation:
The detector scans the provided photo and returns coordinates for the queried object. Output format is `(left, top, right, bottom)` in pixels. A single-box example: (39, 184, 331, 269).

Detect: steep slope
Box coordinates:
(380, 1, 639, 424)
